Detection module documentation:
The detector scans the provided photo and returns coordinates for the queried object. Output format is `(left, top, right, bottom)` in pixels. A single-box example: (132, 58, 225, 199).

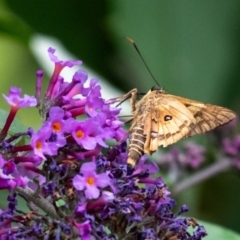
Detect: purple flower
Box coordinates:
(0, 171, 27, 190)
(159, 142, 205, 169)
(15, 162, 45, 190)
(46, 47, 82, 99)
(62, 70, 90, 100)
(48, 47, 82, 68)
(223, 135, 240, 168)
(2, 161, 15, 175)
(73, 220, 91, 240)
(85, 84, 104, 117)
(86, 191, 114, 211)
(69, 118, 110, 150)
(30, 128, 58, 159)
(73, 162, 110, 199)
(3, 87, 37, 108)
(133, 155, 159, 175)
(138, 228, 156, 239)
(47, 106, 65, 133)
(184, 142, 205, 168)
(193, 225, 208, 239)
(223, 135, 240, 156)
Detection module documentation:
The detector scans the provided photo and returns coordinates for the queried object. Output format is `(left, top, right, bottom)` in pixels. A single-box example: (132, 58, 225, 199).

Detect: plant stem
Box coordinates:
(172, 158, 232, 195)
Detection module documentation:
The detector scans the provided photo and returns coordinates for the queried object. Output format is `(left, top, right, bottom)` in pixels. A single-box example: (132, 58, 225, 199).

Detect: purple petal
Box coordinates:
(73, 174, 85, 191)
(49, 106, 65, 119)
(80, 162, 96, 174)
(95, 173, 110, 188)
(85, 185, 100, 199)
(81, 136, 97, 150)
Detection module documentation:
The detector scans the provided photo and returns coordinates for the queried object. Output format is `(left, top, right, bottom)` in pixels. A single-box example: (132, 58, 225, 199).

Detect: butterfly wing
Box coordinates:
(143, 94, 236, 154)
(173, 95, 236, 137)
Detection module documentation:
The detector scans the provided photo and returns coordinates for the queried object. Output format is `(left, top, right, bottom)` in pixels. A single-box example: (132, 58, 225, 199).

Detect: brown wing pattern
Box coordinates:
(143, 94, 236, 154)
(174, 95, 236, 137)
(185, 103, 236, 137)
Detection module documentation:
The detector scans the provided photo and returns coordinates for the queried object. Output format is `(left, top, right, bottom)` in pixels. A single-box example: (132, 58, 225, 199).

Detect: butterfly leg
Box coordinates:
(106, 88, 138, 112)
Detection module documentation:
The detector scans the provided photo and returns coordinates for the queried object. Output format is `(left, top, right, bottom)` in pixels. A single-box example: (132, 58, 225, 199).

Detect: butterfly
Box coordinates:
(116, 86, 236, 168)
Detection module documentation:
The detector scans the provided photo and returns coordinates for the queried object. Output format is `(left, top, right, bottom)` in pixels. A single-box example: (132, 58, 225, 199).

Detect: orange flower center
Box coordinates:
(36, 141, 42, 150)
(76, 130, 84, 139)
(52, 122, 61, 132)
(86, 177, 95, 185)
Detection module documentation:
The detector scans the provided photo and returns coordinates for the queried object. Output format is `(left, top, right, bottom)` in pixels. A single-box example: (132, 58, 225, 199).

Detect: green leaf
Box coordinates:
(56, 199, 65, 208)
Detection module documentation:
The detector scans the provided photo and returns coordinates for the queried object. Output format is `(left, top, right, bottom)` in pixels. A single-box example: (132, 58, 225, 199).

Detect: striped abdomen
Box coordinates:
(127, 125, 146, 167)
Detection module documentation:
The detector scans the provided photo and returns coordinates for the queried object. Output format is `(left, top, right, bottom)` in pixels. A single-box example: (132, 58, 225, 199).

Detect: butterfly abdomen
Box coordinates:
(127, 125, 146, 167)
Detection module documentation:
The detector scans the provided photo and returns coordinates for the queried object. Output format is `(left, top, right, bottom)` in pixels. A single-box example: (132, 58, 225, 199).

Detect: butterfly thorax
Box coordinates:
(130, 89, 167, 130)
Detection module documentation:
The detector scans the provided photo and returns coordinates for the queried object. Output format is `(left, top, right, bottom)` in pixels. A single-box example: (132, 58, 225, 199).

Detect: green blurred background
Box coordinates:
(0, 0, 240, 236)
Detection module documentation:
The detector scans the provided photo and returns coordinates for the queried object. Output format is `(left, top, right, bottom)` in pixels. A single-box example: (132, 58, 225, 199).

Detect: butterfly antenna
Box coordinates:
(125, 37, 160, 87)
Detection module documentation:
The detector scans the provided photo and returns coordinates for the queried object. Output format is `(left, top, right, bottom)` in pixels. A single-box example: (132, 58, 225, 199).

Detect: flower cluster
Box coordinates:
(0, 48, 207, 239)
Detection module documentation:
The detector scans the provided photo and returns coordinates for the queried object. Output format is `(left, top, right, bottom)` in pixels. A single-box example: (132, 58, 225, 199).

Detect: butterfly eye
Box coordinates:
(164, 115, 172, 121)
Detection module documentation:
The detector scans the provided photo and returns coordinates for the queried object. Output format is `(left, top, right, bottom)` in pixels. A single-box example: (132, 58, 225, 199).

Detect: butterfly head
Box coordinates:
(151, 86, 166, 93)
